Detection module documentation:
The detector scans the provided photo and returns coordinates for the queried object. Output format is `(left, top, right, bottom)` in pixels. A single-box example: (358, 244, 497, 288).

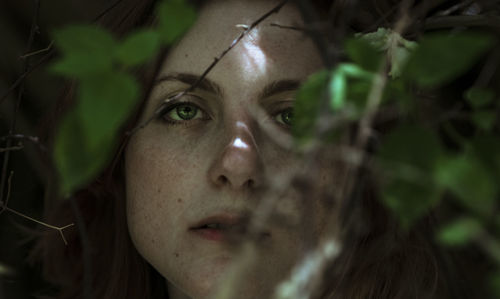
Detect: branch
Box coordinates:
(0, 172, 74, 245)
(0, 0, 40, 205)
(0, 134, 47, 152)
(424, 15, 500, 29)
(127, 0, 291, 136)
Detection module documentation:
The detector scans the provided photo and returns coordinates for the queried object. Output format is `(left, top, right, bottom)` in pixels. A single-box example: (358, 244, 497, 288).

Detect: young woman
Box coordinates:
(33, 0, 456, 298)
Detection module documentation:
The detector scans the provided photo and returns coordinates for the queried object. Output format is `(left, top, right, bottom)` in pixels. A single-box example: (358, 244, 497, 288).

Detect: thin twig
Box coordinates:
(0, 0, 40, 205)
(434, 0, 475, 16)
(424, 15, 500, 29)
(19, 41, 53, 59)
(0, 0, 126, 106)
(0, 172, 74, 244)
(127, 0, 290, 136)
(293, 0, 333, 68)
(0, 134, 47, 151)
(0, 145, 24, 153)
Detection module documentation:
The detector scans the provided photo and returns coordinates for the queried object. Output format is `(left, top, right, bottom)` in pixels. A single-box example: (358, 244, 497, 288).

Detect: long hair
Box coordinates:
(31, 1, 460, 298)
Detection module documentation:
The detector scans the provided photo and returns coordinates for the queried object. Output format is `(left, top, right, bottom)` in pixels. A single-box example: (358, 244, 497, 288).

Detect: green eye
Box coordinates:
(276, 108, 294, 127)
(168, 103, 200, 121)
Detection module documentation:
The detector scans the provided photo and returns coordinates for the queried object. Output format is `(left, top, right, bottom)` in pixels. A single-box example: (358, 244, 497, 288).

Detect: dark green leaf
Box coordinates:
(50, 52, 113, 77)
(472, 110, 496, 131)
(77, 71, 139, 150)
(437, 217, 481, 246)
(115, 29, 161, 67)
(54, 110, 115, 195)
(377, 125, 444, 226)
(405, 32, 494, 87)
(54, 71, 139, 195)
(157, 0, 196, 44)
(293, 70, 329, 144)
(345, 38, 382, 72)
(52, 24, 117, 56)
(434, 155, 497, 215)
(465, 87, 495, 108)
(471, 135, 500, 178)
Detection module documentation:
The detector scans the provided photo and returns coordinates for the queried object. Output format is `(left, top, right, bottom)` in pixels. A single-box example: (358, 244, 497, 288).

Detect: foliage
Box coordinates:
(50, 0, 196, 195)
(32, 0, 500, 297)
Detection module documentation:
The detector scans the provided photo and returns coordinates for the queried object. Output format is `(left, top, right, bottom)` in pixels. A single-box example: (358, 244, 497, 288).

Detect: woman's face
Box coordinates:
(125, 0, 327, 298)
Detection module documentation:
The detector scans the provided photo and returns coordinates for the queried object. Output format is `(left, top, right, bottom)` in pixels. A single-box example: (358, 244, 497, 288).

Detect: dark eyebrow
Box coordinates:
(155, 72, 300, 99)
(259, 79, 301, 99)
(155, 73, 224, 96)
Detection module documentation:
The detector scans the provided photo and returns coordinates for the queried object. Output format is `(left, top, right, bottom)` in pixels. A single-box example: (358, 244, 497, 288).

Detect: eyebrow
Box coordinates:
(155, 72, 300, 100)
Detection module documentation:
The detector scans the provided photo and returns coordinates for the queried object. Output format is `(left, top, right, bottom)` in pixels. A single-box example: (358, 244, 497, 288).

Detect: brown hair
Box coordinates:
(31, 1, 459, 298)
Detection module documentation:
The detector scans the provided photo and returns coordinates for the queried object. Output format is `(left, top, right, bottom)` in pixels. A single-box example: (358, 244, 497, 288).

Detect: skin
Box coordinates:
(125, 1, 329, 298)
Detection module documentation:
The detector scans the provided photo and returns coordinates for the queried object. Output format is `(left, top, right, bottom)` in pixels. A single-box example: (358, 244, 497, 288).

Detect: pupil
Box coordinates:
(177, 105, 196, 120)
(282, 110, 293, 125)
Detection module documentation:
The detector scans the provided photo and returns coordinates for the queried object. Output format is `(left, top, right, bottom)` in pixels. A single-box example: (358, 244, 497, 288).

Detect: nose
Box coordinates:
(208, 122, 262, 190)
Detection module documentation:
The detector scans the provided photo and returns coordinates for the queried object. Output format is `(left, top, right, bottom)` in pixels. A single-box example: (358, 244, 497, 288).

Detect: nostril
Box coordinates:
(246, 179, 255, 189)
(218, 176, 228, 185)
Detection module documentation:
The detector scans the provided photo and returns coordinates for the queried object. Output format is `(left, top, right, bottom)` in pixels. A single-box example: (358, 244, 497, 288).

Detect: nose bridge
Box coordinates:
(208, 119, 262, 190)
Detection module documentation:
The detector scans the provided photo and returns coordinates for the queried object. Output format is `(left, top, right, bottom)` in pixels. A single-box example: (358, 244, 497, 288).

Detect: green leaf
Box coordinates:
(377, 125, 444, 226)
(293, 70, 329, 144)
(345, 38, 382, 72)
(54, 71, 140, 195)
(434, 155, 497, 216)
(471, 135, 500, 177)
(157, 0, 196, 44)
(465, 87, 495, 108)
(355, 28, 417, 78)
(50, 52, 113, 77)
(54, 110, 115, 195)
(77, 71, 139, 151)
(405, 32, 494, 87)
(471, 110, 497, 131)
(437, 217, 481, 246)
(115, 29, 161, 67)
(52, 24, 117, 56)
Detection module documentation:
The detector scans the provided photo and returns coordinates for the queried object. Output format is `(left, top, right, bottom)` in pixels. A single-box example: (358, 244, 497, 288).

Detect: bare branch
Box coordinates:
(0, 145, 24, 153)
(19, 41, 53, 59)
(0, 134, 47, 152)
(127, 0, 291, 137)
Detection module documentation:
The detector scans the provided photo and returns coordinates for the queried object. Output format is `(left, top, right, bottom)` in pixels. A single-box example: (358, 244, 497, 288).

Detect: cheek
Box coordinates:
(123, 135, 197, 271)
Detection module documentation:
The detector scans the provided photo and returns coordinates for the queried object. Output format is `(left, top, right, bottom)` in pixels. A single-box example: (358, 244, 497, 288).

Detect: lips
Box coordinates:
(189, 213, 256, 242)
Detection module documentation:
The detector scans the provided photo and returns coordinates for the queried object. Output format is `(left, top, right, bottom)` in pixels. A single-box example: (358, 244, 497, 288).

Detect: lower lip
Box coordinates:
(191, 228, 227, 241)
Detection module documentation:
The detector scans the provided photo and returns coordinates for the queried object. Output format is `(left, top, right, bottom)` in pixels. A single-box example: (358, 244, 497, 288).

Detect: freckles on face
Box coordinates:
(124, 1, 326, 299)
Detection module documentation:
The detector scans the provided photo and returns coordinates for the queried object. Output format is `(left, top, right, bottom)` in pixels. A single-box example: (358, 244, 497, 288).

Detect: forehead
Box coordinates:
(158, 0, 322, 92)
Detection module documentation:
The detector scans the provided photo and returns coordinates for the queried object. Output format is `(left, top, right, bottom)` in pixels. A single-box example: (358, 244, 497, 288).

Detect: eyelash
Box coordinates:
(158, 101, 209, 125)
(157, 97, 294, 129)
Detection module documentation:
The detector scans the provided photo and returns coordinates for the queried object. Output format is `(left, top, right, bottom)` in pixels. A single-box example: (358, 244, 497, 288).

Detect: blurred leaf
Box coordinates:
(52, 24, 117, 56)
(50, 52, 113, 77)
(471, 135, 500, 177)
(435, 155, 497, 216)
(54, 71, 139, 195)
(437, 217, 481, 246)
(378, 125, 444, 226)
(115, 29, 161, 67)
(157, 0, 196, 44)
(293, 70, 330, 144)
(345, 37, 382, 72)
(54, 110, 114, 195)
(465, 87, 495, 108)
(405, 32, 493, 87)
(77, 71, 139, 150)
(472, 110, 497, 131)
(355, 28, 417, 78)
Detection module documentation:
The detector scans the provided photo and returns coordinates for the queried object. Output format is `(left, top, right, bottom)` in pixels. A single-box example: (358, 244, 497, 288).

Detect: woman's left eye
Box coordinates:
(274, 107, 294, 127)
(162, 102, 205, 123)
